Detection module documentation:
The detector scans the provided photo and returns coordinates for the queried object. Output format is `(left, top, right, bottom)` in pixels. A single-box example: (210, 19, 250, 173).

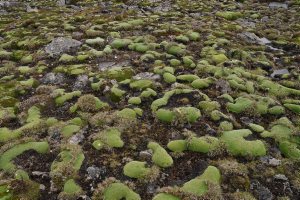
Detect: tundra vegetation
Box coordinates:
(0, 0, 300, 199)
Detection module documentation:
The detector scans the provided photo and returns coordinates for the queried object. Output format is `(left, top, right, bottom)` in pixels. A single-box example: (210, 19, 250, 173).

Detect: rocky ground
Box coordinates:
(0, 0, 300, 199)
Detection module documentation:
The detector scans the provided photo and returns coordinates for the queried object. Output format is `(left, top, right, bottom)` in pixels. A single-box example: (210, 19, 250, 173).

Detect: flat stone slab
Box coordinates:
(45, 37, 82, 57)
(269, 2, 288, 9)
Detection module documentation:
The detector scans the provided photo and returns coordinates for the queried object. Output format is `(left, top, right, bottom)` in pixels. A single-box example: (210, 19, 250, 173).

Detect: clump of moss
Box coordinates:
(155, 106, 201, 124)
(199, 100, 221, 113)
(163, 72, 177, 83)
(182, 166, 221, 196)
(191, 77, 215, 89)
(261, 117, 300, 159)
(216, 11, 243, 20)
(86, 37, 105, 46)
(221, 129, 266, 157)
(188, 136, 221, 153)
(58, 179, 84, 200)
(0, 106, 54, 143)
(0, 179, 41, 200)
(155, 166, 222, 199)
(153, 193, 180, 200)
(166, 44, 186, 56)
(128, 43, 150, 53)
(92, 178, 140, 200)
(123, 161, 152, 179)
(60, 117, 83, 138)
(59, 54, 75, 63)
(111, 38, 132, 49)
(129, 79, 153, 90)
(168, 133, 221, 154)
(176, 74, 199, 82)
(54, 90, 82, 106)
(148, 142, 173, 168)
(50, 144, 85, 189)
(71, 94, 108, 112)
(259, 79, 300, 97)
(128, 97, 141, 105)
(92, 128, 124, 150)
(0, 141, 49, 173)
(227, 95, 275, 116)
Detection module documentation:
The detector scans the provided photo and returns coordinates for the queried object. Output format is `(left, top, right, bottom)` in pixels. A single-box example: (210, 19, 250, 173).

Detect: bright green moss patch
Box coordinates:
(103, 183, 141, 200)
(221, 129, 266, 157)
(182, 166, 221, 196)
(155, 106, 201, 124)
(167, 140, 188, 153)
(123, 161, 151, 179)
(58, 179, 84, 199)
(148, 142, 173, 168)
(92, 128, 124, 150)
(153, 193, 180, 200)
(55, 90, 82, 106)
(156, 109, 175, 123)
(188, 136, 220, 153)
(130, 80, 153, 90)
(111, 39, 132, 49)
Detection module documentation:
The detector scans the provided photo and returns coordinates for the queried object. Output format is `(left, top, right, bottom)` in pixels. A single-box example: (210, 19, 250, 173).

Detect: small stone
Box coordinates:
(139, 150, 152, 160)
(251, 180, 273, 200)
(57, 0, 65, 6)
(32, 171, 49, 179)
(133, 72, 160, 81)
(45, 37, 82, 57)
(238, 32, 271, 45)
(69, 133, 84, 144)
(268, 158, 281, 166)
(39, 184, 46, 190)
(86, 166, 102, 180)
(269, 2, 288, 9)
(274, 174, 288, 181)
(146, 184, 156, 194)
(41, 73, 66, 85)
(271, 69, 289, 78)
(73, 75, 89, 90)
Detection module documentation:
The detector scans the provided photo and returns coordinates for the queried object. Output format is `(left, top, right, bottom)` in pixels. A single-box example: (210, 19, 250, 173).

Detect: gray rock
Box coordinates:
(139, 150, 152, 160)
(261, 16, 269, 22)
(269, 2, 288, 9)
(274, 174, 288, 181)
(26, 4, 38, 12)
(215, 79, 232, 93)
(32, 171, 49, 179)
(87, 166, 101, 180)
(57, 0, 65, 6)
(238, 32, 271, 46)
(260, 156, 281, 167)
(73, 75, 89, 90)
(98, 61, 116, 71)
(69, 133, 84, 144)
(39, 184, 46, 191)
(268, 158, 281, 166)
(146, 184, 156, 194)
(41, 72, 66, 85)
(0, 1, 22, 8)
(271, 69, 289, 78)
(236, 19, 256, 28)
(45, 37, 82, 57)
(86, 166, 106, 180)
(133, 72, 160, 81)
(251, 180, 274, 200)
